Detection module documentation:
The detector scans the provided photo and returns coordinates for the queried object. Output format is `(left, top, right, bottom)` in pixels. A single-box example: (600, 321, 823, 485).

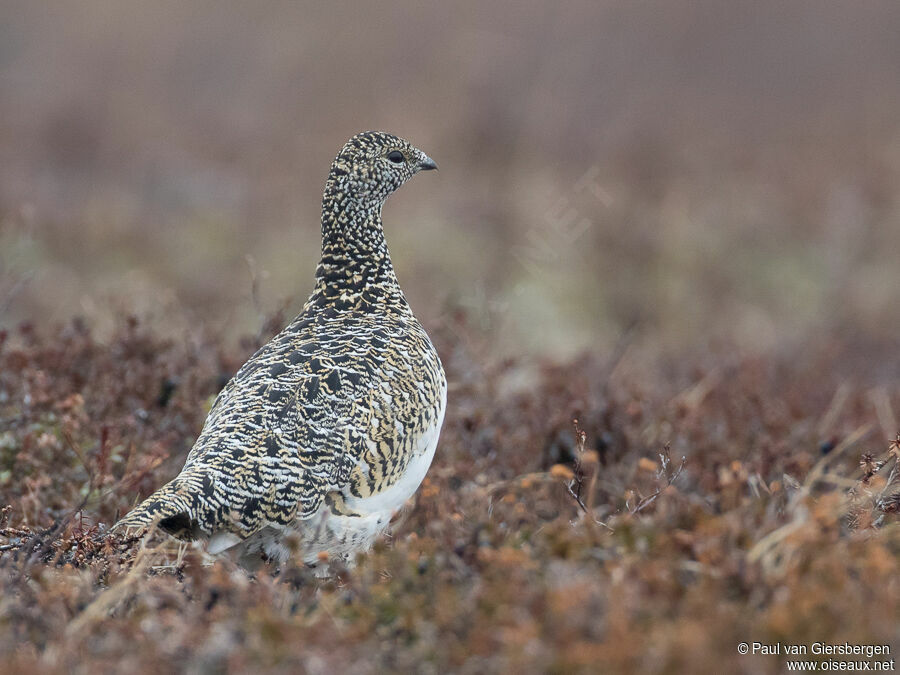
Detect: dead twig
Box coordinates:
(563, 419, 613, 531)
(627, 443, 687, 515)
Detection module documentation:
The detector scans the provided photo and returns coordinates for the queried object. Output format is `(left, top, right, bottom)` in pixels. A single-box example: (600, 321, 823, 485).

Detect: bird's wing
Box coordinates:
(169, 323, 383, 538)
(115, 316, 426, 542)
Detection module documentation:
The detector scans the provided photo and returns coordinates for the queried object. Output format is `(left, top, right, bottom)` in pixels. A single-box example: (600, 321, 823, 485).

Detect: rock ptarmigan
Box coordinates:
(114, 132, 446, 571)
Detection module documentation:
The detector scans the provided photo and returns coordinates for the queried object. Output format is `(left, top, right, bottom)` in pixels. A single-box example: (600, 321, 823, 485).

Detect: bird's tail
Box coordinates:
(111, 476, 202, 540)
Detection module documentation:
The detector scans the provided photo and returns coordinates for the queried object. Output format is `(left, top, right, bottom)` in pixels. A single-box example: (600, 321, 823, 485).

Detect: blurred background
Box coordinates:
(1, 0, 899, 358)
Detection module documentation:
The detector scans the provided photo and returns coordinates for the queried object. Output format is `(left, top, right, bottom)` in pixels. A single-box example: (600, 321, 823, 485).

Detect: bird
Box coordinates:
(113, 131, 446, 571)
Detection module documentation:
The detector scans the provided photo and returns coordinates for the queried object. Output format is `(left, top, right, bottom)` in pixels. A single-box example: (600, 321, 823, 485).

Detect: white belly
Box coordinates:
(231, 381, 447, 569)
(343, 391, 445, 515)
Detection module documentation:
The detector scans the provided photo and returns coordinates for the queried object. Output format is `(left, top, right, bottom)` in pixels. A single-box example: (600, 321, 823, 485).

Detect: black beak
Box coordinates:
(418, 154, 438, 171)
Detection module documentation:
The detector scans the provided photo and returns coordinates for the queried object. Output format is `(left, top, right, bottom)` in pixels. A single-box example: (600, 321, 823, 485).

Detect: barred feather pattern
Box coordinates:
(114, 132, 446, 569)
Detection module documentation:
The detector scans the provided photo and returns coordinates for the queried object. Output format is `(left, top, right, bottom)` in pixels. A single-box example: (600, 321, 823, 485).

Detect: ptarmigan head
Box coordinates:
(326, 131, 437, 210)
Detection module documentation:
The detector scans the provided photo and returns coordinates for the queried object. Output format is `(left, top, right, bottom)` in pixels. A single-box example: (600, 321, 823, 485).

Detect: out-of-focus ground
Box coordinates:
(2, 0, 899, 356)
(2, 2, 900, 674)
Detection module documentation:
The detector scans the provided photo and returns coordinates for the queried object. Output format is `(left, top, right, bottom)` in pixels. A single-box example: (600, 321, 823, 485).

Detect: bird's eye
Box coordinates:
(387, 150, 405, 164)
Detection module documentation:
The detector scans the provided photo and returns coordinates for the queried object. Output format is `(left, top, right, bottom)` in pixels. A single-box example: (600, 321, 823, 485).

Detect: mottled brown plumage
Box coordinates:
(114, 132, 446, 569)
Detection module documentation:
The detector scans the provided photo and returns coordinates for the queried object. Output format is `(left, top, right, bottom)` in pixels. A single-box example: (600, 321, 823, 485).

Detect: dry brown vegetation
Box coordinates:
(2, 1, 900, 673)
(2, 319, 899, 673)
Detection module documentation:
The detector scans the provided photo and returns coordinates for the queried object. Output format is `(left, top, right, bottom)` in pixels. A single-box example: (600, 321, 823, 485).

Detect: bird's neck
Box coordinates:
(312, 189, 405, 308)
